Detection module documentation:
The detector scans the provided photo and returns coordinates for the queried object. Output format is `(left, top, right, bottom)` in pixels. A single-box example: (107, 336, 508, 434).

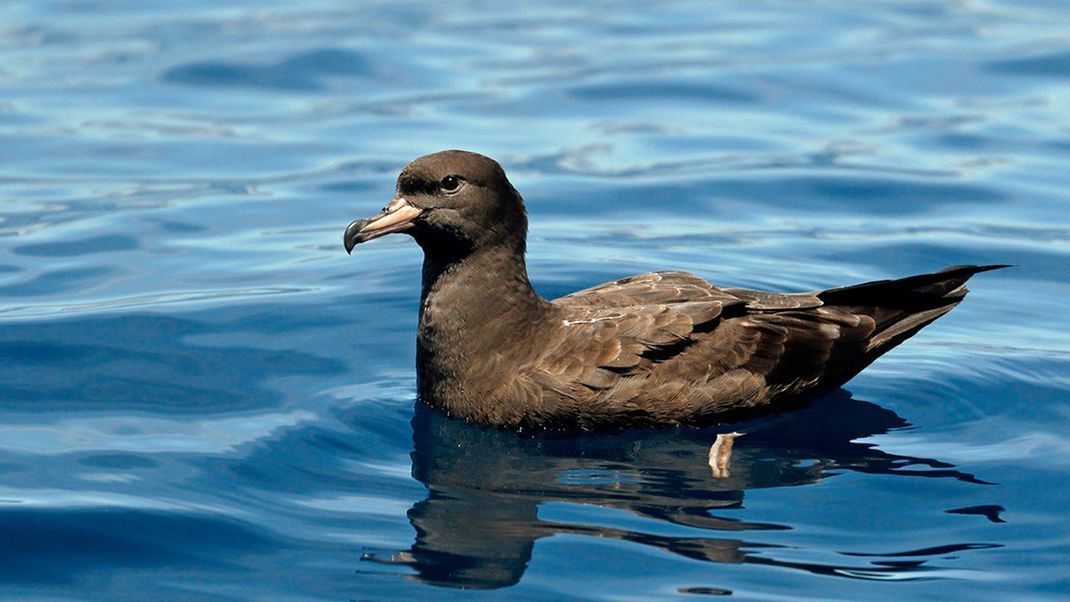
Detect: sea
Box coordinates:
(1, 1, 1068, 599)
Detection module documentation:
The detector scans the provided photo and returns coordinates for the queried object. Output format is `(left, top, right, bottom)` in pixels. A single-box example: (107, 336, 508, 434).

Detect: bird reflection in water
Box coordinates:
(362, 391, 996, 589)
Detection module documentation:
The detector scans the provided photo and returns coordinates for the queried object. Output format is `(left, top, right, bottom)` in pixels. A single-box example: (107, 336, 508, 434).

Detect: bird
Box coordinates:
(344, 150, 1006, 431)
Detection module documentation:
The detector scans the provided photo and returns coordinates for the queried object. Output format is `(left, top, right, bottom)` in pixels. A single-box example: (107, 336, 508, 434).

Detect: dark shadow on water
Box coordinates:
(161, 48, 371, 92)
(0, 313, 343, 413)
(368, 391, 994, 589)
(986, 51, 1070, 79)
(0, 508, 275, 584)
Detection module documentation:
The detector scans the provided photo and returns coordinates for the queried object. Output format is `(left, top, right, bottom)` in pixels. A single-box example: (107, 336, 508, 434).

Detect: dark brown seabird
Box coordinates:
(344, 150, 1006, 430)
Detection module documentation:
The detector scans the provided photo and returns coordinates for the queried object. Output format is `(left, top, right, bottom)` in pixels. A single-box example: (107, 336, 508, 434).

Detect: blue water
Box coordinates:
(1, 1, 1068, 599)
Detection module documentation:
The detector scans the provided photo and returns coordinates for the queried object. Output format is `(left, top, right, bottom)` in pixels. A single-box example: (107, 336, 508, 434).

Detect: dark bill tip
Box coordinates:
(344, 218, 370, 254)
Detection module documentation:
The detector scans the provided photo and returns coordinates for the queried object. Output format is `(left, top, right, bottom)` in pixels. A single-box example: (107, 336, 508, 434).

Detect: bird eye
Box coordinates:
(440, 175, 461, 192)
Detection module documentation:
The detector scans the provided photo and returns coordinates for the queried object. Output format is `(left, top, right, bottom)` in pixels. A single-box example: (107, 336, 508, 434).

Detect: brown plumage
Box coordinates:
(344, 150, 1006, 430)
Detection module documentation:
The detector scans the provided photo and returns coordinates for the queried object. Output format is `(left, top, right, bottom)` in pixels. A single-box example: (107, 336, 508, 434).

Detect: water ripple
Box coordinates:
(1, 0, 1068, 600)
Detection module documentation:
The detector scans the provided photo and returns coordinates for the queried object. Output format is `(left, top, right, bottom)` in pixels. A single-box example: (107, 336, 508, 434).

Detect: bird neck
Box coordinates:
(416, 241, 550, 408)
(419, 238, 545, 312)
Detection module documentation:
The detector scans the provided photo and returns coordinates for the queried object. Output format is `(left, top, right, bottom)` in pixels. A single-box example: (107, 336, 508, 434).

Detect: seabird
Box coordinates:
(344, 150, 1005, 430)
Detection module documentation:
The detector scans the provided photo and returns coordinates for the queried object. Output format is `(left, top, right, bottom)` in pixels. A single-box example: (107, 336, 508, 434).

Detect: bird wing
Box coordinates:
(538, 272, 872, 419)
(557, 270, 740, 307)
(533, 295, 876, 427)
(548, 272, 835, 387)
(544, 272, 742, 390)
(558, 270, 825, 310)
(509, 266, 1005, 428)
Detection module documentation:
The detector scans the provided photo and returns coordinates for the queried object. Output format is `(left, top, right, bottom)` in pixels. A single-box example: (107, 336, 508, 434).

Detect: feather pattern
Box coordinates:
(497, 266, 1006, 429)
(343, 150, 1008, 430)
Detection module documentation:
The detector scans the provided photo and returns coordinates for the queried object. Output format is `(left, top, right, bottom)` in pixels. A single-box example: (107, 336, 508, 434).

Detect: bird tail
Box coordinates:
(816, 263, 1009, 385)
(818, 264, 1009, 306)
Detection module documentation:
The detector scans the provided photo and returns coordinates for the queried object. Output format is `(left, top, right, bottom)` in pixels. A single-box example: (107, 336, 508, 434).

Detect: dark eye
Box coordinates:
(440, 175, 461, 192)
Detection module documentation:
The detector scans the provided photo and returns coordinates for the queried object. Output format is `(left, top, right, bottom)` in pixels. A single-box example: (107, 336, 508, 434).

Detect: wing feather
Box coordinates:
(546, 272, 742, 391)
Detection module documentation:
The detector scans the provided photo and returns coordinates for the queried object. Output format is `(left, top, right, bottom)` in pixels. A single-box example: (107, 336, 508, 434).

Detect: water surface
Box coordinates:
(1, 1, 1068, 599)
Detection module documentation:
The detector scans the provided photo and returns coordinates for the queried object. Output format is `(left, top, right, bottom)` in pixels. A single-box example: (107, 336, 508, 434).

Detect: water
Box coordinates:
(1, 1, 1068, 599)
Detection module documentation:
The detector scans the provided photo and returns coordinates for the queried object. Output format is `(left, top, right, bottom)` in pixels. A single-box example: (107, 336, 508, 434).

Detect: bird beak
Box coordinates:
(344, 196, 424, 253)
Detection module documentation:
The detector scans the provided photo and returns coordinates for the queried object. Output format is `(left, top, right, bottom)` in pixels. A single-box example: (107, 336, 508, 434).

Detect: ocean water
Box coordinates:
(1, 1, 1068, 599)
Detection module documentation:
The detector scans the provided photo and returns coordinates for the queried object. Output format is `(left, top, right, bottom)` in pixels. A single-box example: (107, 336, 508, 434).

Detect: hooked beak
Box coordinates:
(343, 196, 424, 254)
